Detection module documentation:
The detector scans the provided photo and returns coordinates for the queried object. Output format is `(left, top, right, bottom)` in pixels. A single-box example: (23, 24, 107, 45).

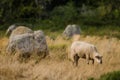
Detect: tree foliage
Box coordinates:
(0, 0, 120, 28)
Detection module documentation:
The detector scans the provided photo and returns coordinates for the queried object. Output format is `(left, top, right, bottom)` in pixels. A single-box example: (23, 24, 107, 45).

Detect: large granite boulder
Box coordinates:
(63, 24, 81, 38)
(33, 30, 49, 57)
(6, 27, 49, 59)
(8, 26, 33, 47)
(6, 25, 33, 36)
(6, 33, 34, 58)
(10, 26, 33, 38)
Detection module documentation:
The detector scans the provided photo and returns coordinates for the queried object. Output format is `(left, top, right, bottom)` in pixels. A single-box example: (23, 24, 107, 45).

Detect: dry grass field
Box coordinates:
(0, 35, 120, 80)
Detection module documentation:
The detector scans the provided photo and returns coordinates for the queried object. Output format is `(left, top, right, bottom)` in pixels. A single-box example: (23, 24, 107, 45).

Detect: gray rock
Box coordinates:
(9, 26, 33, 47)
(6, 28, 49, 59)
(33, 30, 49, 57)
(6, 25, 33, 37)
(10, 26, 33, 38)
(6, 33, 34, 57)
(63, 24, 81, 38)
(6, 24, 17, 36)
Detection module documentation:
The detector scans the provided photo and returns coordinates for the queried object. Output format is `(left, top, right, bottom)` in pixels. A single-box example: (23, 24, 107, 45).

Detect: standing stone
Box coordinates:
(34, 30, 49, 57)
(6, 24, 17, 36)
(63, 24, 81, 38)
(6, 27, 49, 59)
(7, 33, 34, 59)
(10, 26, 33, 37)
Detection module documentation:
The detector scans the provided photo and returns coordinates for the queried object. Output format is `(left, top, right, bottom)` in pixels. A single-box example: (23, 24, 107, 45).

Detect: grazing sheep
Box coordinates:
(70, 41, 102, 66)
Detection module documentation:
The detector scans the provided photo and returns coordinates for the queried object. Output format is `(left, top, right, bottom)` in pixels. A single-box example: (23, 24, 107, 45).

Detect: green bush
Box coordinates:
(99, 71, 120, 80)
(88, 71, 120, 80)
(50, 1, 78, 27)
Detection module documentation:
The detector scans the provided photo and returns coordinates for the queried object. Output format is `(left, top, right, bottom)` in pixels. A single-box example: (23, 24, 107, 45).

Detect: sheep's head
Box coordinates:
(95, 54, 102, 64)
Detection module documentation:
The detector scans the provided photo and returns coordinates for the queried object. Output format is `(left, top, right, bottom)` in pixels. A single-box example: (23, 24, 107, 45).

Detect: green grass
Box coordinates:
(81, 25, 120, 38)
(0, 22, 120, 39)
(88, 71, 120, 80)
(99, 71, 120, 80)
(33, 23, 120, 39)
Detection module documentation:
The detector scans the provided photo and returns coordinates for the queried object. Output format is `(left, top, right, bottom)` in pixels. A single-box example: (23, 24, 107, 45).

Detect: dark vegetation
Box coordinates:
(0, 0, 120, 38)
(88, 71, 120, 80)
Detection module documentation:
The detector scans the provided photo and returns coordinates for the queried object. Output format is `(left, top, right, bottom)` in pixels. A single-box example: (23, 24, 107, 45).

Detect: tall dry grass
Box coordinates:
(0, 35, 120, 80)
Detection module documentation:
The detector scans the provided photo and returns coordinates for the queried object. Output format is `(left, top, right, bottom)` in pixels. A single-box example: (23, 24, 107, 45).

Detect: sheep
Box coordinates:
(70, 41, 102, 66)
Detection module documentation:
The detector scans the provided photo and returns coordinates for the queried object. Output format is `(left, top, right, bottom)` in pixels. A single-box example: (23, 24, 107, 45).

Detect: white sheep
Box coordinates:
(70, 41, 102, 66)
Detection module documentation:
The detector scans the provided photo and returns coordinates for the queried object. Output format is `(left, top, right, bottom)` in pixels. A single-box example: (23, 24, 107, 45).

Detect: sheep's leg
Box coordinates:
(71, 55, 75, 65)
(70, 50, 76, 65)
(89, 58, 94, 64)
(86, 54, 89, 64)
(74, 54, 79, 66)
(92, 59, 94, 64)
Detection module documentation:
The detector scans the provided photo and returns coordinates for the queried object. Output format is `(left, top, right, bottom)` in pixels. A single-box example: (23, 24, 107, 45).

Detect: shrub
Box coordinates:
(99, 71, 120, 80)
(50, 1, 78, 28)
(88, 71, 120, 80)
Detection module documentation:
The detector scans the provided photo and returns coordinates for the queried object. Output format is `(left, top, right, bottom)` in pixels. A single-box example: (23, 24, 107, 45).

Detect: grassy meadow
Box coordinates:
(1, 0, 120, 79)
(0, 27, 120, 80)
